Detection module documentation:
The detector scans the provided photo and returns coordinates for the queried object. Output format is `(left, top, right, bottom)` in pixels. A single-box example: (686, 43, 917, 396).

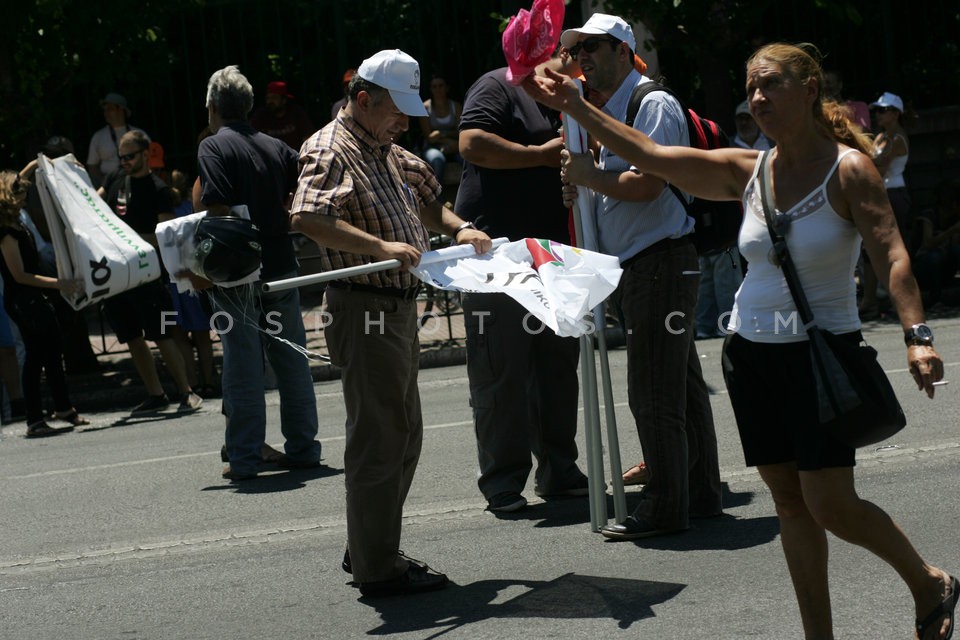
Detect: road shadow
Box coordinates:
(361, 572, 685, 636)
(77, 411, 200, 432)
(489, 482, 756, 531)
(200, 464, 343, 494)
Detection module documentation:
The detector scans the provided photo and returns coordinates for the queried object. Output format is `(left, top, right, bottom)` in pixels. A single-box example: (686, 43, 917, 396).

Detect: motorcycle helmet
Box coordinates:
(193, 215, 262, 282)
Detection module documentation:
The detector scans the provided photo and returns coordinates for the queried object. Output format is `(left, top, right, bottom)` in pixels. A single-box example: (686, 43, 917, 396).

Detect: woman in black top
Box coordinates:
(0, 169, 88, 437)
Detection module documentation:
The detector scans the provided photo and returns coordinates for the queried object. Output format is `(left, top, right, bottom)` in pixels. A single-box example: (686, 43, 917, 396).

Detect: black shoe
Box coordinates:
(599, 515, 688, 541)
(341, 549, 426, 575)
(356, 563, 450, 597)
(486, 491, 527, 513)
(221, 465, 257, 481)
(131, 394, 170, 415)
(534, 474, 590, 498)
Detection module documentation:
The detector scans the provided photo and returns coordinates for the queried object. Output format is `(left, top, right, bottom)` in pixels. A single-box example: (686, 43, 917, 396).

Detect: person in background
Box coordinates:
(822, 69, 871, 132)
(195, 65, 322, 481)
(859, 91, 911, 319)
(86, 93, 144, 188)
(25, 135, 101, 375)
(732, 100, 774, 150)
(98, 130, 204, 415)
(418, 74, 461, 180)
(250, 81, 316, 151)
(0, 169, 88, 438)
(329, 68, 356, 122)
(911, 179, 960, 307)
(167, 169, 218, 398)
(0, 293, 25, 425)
(523, 40, 953, 640)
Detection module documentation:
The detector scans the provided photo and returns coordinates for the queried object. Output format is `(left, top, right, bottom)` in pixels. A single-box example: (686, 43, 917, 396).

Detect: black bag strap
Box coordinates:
(756, 149, 817, 330)
(625, 81, 689, 212)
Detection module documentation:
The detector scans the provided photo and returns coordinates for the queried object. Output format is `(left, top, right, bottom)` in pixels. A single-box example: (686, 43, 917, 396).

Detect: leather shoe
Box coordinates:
(342, 549, 427, 574)
(600, 515, 688, 540)
(356, 563, 449, 597)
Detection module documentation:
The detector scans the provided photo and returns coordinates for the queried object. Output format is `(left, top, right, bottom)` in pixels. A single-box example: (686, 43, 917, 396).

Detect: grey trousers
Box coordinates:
(324, 287, 422, 582)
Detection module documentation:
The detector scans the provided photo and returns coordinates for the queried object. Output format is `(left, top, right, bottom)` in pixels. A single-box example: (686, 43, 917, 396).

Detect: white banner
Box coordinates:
(34, 153, 160, 309)
(409, 238, 621, 337)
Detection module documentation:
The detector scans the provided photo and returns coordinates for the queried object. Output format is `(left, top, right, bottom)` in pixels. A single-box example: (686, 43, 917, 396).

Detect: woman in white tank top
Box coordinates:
(526, 42, 952, 640)
(860, 91, 912, 317)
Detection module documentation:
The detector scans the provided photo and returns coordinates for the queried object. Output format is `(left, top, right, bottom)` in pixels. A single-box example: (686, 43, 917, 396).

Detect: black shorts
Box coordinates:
(721, 332, 856, 471)
(102, 279, 176, 344)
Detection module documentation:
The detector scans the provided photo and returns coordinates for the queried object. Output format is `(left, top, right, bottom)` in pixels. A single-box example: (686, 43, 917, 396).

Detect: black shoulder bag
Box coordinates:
(757, 150, 906, 448)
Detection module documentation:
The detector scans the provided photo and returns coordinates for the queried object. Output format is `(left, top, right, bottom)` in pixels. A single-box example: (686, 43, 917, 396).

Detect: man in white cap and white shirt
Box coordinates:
(558, 13, 723, 540)
(290, 49, 491, 597)
(86, 92, 144, 187)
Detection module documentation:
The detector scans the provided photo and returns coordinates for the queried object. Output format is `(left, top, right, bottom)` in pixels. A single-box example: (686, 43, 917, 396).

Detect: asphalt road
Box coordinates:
(1, 318, 959, 640)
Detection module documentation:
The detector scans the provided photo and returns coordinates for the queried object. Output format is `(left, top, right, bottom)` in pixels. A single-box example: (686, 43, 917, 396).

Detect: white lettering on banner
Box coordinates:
(365, 312, 385, 335)
(665, 311, 686, 335)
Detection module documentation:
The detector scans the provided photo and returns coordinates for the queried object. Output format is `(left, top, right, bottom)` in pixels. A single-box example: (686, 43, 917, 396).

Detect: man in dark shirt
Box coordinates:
(455, 52, 588, 514)
(195, 65, 321, 481)
(98, 130, 203, 415)
(249, 80, 316, 151)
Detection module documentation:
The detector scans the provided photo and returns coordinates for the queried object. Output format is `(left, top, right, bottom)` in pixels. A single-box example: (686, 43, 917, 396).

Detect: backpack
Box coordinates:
(626, 81, 743, 256)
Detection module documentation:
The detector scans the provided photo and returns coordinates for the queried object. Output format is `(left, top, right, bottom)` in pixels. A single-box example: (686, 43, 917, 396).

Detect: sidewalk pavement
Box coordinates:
(69, 290, 469, 414)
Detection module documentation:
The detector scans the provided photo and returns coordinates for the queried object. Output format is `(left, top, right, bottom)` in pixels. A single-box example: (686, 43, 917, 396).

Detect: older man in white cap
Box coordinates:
(86, 92, 145, 187)
(559, 13, 723, 541)
(291, 49, 490, 597)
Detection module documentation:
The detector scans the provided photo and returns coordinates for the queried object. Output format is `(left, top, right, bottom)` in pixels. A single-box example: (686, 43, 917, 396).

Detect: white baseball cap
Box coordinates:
(735, 100, 751, 116)
(357, 49, 427, 117)
(870, 91, 904, 113)
(560, 13, 636, 53)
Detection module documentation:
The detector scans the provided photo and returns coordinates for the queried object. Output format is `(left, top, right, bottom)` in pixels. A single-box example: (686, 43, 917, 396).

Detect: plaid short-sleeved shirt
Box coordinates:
(291, 112, 438, 289)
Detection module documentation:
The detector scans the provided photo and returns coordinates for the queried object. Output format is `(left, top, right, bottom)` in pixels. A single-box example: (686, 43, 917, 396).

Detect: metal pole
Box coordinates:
(262, 237, 509, 292)
(564, 111, 627, 526)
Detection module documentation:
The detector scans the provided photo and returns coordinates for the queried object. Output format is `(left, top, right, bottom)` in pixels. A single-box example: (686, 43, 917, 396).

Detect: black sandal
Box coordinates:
(26, 421, 73, 438)
(54, 409, 90, 427)
(916, 575, 958, 640)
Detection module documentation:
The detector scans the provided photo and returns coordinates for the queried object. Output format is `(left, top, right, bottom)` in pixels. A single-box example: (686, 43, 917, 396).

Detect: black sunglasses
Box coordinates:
(568, 36, 618, 59)
(873, 106, 897, 114)
(118, 151, 141, 162)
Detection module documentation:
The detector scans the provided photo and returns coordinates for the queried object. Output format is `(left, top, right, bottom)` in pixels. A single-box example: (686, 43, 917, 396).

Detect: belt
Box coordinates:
(621, 235, 693, 269)
(327, 280, 421, 301)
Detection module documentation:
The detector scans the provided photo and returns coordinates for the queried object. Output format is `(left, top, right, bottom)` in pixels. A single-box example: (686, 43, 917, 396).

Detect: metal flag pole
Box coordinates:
(262, 238, 509, 292)
(563, 111, 627, 530)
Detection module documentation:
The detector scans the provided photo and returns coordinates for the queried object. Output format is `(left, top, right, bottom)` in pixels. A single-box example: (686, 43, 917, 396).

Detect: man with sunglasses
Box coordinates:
(558, 13, 723, 540)
(98, 130, 203, 416)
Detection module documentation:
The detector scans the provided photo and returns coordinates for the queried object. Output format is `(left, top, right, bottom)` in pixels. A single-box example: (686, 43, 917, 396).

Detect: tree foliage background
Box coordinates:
(1, 0, 957, 172)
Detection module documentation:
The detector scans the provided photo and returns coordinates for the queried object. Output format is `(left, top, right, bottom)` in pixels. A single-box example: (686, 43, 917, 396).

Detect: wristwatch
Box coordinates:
(904, 323, 934, 347)
(453, 221, 476, 238)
